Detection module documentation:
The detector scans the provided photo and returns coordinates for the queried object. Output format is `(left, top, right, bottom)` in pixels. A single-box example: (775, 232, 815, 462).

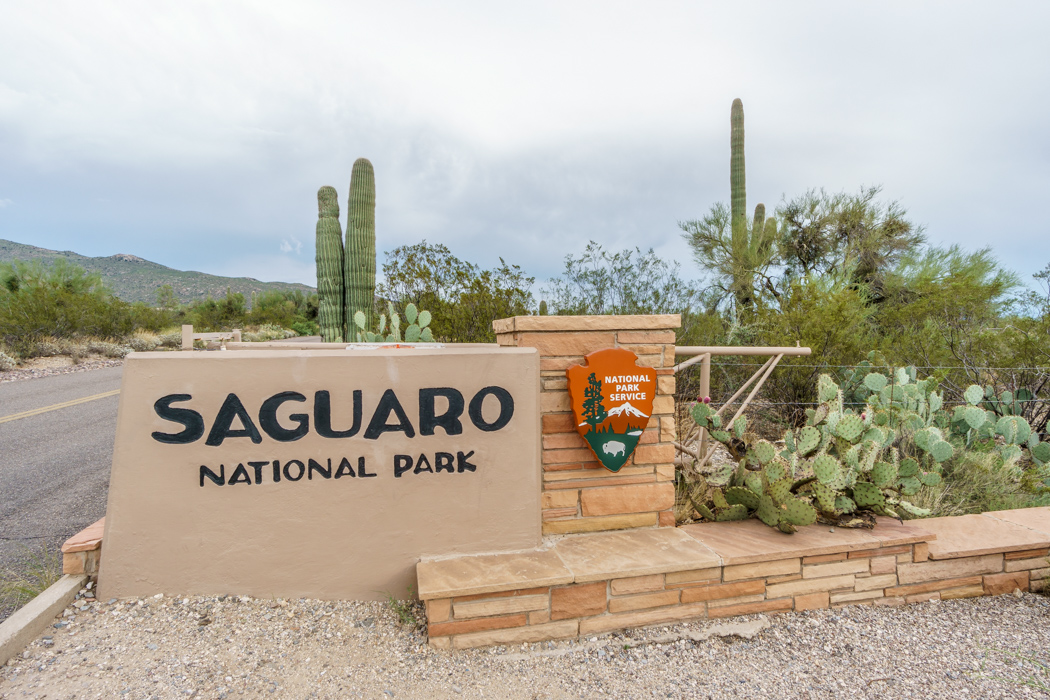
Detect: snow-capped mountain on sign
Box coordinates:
(607, 402, 648, 418)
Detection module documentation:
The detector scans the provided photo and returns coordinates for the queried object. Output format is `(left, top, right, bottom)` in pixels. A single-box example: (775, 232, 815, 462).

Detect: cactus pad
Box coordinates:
(835, 414, 864, 442)
(871, 461, 897, 488)
(863, 372, 888, 392)
(1032, 442, 1050, 463)
(852, 481, 885, 508)
(813, 482, 837, 512)
(813, 454, 843, 486)
(751, 440, 776, 465)
(690, 402, 713, 425)
(835, 495, 857, 513)
(797, 426, 821, 455)
(707, 463, 734, 487)
(918, 470, 942, 487)
(781, 497, 817, 526)
(898, 458, 920, 477)
(763, 460, 786, 483)
(712, 489, 730, 510)
(769, 478, 793, 504)
(963, 385, 984, 405)
(818, 374, 839, 403)
(716, 504, 749, 521)
(710, 430, 732, 444)
(695, 503, 715, 521)
(898, 476, 921, 496)
(744, 472, 762, 495)
(725, 486, 760, 510)
(756, 495, 780, 527)
(897, 500, 931, 517)
(929, 440, 954, 463)
(733, 416, 747, 439)
(963, 406, 987, 430)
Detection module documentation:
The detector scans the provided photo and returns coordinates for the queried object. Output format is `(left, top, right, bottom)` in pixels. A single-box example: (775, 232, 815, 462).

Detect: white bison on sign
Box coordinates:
(602, 441, 626, 457)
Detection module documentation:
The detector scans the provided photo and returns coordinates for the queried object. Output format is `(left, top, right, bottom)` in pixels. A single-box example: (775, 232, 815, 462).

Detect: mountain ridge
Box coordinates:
(0, 238, 314, 305)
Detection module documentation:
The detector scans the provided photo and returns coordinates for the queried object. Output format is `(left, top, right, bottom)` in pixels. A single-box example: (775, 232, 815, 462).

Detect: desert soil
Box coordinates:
(2, 585, 1049, 699)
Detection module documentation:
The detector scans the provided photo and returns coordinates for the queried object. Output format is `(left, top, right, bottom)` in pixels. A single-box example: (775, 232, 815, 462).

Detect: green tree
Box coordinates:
(379, 241, 533, 343)
(156, 284, 178, 310)
(582, 373, 607, 427)
(776, 186, 924, 299)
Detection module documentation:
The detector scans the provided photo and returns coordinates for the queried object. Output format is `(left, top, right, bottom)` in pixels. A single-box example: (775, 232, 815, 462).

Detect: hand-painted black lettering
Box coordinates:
(205, 393, 263, 446)
(435, 452, 455, 473)
(248, 461, 268, 484)
(364, 389, 416, 439)
(414, 453, 434, 474)
(282, 459, 305, 481)
(259, 391, 309, 442)
(200, 464, 226, 487)
(457, 450, 477, 473)
(272, 460, 281, 482)
(358, 456, 377, 478)
(308, 458, 332, 479)
(314, 390, 362, 438)
(468, 386, 514, 432)
(418, 388, 464, 436)
(228, 463, 251, 485)
(334, 457, 356, 478)
(394, 454, 413, 477)
(152, 394, 205, 444)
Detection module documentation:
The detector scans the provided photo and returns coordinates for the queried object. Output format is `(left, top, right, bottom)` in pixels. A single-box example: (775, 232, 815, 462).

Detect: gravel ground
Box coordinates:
(0, 359, 124, 385)
(3, 586, 1049, 699)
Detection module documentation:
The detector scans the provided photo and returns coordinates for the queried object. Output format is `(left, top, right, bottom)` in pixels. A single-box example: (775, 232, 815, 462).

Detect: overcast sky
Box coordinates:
(1, 2, 1047, 293)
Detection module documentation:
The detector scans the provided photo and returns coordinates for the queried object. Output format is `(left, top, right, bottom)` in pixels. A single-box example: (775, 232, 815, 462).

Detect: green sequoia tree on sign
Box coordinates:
(582, 373, 608, 428)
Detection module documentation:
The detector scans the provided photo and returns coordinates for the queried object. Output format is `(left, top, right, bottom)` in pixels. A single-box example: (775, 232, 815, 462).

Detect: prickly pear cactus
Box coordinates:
(688, 361, 1048, 533)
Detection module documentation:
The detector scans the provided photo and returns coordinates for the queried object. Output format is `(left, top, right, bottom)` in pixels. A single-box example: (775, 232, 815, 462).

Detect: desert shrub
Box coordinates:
(0, 351, 16, 371)
(156, 329, 183, 348)
(242, 324, 297, 342)
(127, 331, 160, 352)
(910, 450, 1050, 517)
(0, 260, 135, 356)
(85, 340, 129, 358)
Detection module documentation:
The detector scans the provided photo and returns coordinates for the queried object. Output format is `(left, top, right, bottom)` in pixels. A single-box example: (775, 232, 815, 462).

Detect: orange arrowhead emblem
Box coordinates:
(566, 348, 657, 472)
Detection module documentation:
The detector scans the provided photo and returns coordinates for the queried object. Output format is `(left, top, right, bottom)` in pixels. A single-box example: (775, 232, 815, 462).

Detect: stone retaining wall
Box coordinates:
(418, 509, 1050, 649)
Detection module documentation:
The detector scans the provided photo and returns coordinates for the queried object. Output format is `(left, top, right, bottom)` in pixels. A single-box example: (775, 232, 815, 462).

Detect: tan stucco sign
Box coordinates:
(98, 347, 540, 601)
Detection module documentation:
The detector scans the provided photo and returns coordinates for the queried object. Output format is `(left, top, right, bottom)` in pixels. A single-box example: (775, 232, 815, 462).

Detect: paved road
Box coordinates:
(0, 367, 122, 620)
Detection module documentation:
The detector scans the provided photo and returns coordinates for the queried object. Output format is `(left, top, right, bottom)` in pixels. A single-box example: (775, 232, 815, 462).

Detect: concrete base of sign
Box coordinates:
(417, 508, 1050, 649)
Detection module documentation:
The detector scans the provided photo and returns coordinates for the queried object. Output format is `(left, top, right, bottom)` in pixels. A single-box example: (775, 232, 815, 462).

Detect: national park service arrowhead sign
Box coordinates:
(566, 348, 657, 472)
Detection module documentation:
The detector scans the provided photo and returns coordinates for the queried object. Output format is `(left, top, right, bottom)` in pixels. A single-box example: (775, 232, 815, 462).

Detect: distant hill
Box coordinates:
(0, 239, 315, 305)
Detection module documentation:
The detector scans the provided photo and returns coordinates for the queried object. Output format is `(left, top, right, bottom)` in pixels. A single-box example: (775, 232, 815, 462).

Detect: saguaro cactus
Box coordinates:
(315, 186, 345, 342)
(345, 158, 376, 332)
(728, 98, 776, 310)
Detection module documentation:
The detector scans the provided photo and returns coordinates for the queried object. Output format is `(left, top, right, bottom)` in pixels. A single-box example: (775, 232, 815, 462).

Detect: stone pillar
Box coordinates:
(493, 315, 679, 535)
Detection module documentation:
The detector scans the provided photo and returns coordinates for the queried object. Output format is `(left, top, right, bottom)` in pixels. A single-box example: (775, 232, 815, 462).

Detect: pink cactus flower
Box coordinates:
(861, 412, 867, 420)
(703, 396, 711, 404)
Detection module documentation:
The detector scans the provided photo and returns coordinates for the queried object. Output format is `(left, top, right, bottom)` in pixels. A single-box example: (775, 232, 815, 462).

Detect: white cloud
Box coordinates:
(1, 2, 1048, 286)
(279, 237, 302, 255)
(0, 199, 11, 208)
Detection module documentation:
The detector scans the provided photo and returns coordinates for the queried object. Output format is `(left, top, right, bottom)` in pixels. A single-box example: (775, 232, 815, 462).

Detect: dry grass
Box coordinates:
(0, 542, 63, 610)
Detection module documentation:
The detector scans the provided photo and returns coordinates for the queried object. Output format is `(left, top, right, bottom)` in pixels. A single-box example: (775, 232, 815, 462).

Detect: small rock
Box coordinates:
(147, 643, 158, 651)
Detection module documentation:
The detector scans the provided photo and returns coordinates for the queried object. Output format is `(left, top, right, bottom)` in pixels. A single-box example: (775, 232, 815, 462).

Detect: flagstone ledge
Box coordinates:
(418, 507, 1050, 648)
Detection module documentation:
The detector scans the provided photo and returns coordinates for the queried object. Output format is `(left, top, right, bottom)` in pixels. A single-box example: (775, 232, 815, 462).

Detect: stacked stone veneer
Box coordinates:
(61, 517, 103, 577)
(418, 508, 1050, 650)
(493, 315, 680, 535)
